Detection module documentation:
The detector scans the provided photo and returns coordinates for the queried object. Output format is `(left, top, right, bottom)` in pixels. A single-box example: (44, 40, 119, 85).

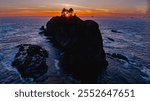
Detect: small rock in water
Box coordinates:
(12, 44, 48, 80)
(39, 26, 46, 34)
(111, 53, 129, 62)
(40, 26, 45, 31)
(107, 37, 115, 42)
(39, 31, 45, 34)
(111, 29, 121, 33)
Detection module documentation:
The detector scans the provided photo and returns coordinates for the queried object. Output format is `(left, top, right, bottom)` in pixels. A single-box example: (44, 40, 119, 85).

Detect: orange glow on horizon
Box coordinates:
(0, 9, 147, 17)
(0, 0, 148, 17)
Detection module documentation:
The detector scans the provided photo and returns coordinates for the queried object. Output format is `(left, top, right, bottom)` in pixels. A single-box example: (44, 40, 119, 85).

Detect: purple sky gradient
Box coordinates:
(0, 0, 149, 16)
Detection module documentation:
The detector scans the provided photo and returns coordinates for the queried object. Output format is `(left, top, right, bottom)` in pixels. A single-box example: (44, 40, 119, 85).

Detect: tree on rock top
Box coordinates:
(61, 8, 75, 17)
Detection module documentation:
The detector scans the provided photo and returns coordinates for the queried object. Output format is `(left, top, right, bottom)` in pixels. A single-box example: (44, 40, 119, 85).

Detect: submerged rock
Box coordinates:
(109, 53, 129, 62)
(111, 29, 121, 33)
(12, 44, 48, 80)
(46, 15, 108, 83)
(107, 37, 115, 42)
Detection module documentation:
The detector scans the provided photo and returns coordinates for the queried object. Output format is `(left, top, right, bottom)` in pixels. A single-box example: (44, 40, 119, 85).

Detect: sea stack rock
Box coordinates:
(12, 44, 48, 80)
(46, 8, 108, 83)
(39, 26, 46, 34)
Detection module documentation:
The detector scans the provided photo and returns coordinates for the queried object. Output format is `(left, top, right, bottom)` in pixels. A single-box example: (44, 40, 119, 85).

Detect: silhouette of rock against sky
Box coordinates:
(46, 8, 108, 83)
(61, 8, 74, 17)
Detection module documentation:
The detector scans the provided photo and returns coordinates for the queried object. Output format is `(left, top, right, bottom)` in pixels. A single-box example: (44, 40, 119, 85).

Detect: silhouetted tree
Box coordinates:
(61, 8, 74, 17)
(69, 8, 74, 15)
(61, 8, 67, 17)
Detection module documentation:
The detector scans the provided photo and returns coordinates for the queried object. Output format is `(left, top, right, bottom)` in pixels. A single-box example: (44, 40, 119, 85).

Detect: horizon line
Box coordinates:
(0, 14, 148, 17)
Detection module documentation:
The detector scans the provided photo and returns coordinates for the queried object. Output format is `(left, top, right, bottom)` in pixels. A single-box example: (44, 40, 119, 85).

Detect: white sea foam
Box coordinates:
(54, 59, 60, 70)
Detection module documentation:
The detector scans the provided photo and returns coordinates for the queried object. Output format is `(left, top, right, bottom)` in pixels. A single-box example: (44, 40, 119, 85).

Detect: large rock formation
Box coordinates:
(12, 44, 48, 80)
(46, 15, 108, 83)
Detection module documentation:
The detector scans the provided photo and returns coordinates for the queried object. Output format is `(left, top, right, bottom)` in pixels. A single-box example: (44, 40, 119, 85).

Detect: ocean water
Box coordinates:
(0, 16, 150, 83)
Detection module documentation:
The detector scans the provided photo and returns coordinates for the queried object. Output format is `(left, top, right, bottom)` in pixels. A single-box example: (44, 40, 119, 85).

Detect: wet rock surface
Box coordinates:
(12, 44, 48, 80)
(45, 16, 108, 83)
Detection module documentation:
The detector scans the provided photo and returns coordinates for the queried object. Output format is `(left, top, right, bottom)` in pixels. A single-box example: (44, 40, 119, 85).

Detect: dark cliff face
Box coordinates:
(46, 16, 108, 83)
(46, 16, 83, 48)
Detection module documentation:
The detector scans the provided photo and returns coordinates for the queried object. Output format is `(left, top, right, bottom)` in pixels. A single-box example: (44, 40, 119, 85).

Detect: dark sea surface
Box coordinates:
(0, 16, 150, 83)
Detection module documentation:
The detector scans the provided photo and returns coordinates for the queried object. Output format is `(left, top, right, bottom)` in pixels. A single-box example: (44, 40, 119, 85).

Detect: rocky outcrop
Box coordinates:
(112, 53, 129, 62)
(46, 15, 108, 83)
(39, 26, 46, 34)
(107, 53, 129, 62)
(12, 44, 48, 80)
(107, 37, 115, 42)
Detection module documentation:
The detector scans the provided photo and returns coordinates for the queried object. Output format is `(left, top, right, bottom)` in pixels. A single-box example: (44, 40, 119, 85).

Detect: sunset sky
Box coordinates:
(0, 0, 149, 16)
